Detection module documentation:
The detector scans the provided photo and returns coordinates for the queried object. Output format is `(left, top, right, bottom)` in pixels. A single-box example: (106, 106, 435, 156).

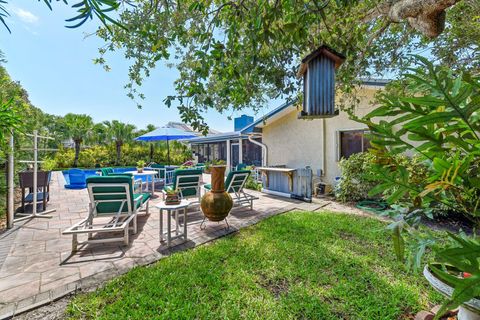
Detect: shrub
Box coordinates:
(336, 152, 429, 203)
(51, 144, 192, 169)
(336, 152, 378, 202)
(53, 147, 75, 168)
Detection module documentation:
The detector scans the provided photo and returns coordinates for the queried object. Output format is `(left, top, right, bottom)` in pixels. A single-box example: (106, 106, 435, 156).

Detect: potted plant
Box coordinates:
(423, 237, 480, 319)
(204, 161, 212, 174)
(165, 188, 180, 205)
(136, 160, 146, 173)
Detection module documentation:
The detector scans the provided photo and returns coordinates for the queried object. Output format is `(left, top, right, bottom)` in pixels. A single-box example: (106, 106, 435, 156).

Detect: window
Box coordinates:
(339, 130, 371, 159)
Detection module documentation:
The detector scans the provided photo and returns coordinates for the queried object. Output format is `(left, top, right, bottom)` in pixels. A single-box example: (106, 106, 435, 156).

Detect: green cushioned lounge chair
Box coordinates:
(100, 167, 114, 176)
(100, 168, 143, 192)
(204, 170, 258, 210)
(163, 169, 203, 203)
(62, 175, 151, 253)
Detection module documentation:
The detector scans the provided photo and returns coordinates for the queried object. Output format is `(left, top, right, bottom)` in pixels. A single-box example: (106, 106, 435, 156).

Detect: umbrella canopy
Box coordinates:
(135, 127, 196, 142)
(135, 127, 196, 165)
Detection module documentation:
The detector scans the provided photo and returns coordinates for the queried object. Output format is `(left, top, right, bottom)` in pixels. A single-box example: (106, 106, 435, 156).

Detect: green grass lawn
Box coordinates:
(67, 211, 442, 319)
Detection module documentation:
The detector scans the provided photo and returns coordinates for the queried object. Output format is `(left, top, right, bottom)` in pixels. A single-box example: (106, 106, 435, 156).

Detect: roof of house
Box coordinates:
(241, 101, 297, 134)
(165, 121, 221, 135)
(186, 78, 391, 142)
(184, 131, 246, 144)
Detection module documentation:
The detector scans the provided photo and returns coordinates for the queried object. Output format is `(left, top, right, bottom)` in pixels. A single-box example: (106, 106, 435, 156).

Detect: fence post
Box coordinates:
(7, 133, 14, 229)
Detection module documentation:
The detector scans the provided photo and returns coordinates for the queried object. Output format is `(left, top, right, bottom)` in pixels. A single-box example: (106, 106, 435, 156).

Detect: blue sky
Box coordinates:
(0, 1, 278, 133)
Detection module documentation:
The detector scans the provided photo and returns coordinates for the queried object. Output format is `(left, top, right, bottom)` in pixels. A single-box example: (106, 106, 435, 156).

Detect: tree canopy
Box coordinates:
(86, 0, 476, 132)
(1, 1, 474, 132)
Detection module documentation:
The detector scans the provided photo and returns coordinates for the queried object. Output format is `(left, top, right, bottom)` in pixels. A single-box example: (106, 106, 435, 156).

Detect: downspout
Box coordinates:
(321, 118, 326, 177)
(248, 134, 267, 167)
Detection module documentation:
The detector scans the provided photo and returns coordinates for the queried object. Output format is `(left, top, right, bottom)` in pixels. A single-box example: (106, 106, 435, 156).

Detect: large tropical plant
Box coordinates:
(0, 97, 20, 150)
(104, 120, 136, 165)
(355, 56, 480, 315)
(63, 113, 93, 167)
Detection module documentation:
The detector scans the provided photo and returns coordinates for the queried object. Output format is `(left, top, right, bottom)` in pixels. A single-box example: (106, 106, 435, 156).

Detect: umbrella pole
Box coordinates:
(167, 139, 170, 166)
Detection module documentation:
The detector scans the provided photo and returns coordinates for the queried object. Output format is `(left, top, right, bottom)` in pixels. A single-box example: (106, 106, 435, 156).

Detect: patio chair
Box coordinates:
(19, 170, 51, 212)
(163, 169, 203, 203)
(100, 167, 143, 192)
(65, 169, 86, 189)
(204, 170, 258, 210)
(100, 167, 114, 176)
(236, 163, 247, 171)
(147, 163, 166, 182)
(63, 175, 151, 253)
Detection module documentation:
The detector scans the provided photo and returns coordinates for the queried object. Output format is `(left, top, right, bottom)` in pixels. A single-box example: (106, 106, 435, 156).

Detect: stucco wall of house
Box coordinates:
(262, 87, 379, 185)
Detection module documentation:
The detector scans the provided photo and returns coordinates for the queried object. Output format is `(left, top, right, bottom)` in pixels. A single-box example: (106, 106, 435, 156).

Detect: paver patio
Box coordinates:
(0, 172, 326, 318)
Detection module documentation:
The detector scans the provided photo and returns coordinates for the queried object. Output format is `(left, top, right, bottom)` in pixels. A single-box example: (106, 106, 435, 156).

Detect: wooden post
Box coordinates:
(226, 139, 231, 173)
(7, 133, 14, 229)
(238, 138, 243, 166)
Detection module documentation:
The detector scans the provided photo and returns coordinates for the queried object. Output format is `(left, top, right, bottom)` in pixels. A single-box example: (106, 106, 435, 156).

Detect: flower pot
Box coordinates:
(165, 193, 180, 205)
(424, 265, 480, 320)
(201, 165, 233, 222)
(137, 167, 144, 173)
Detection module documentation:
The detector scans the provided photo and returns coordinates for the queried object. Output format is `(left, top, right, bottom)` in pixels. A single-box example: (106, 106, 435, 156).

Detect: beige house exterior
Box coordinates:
(186, 80, 387, 198)
(241, 83, 386, 185)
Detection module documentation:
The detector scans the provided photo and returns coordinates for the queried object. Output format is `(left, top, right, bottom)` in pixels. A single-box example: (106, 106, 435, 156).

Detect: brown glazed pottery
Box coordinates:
(201, 165, 233, 221)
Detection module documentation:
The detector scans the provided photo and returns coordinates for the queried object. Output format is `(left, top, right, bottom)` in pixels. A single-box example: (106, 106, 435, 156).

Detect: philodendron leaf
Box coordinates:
(391, 223, 405, 262)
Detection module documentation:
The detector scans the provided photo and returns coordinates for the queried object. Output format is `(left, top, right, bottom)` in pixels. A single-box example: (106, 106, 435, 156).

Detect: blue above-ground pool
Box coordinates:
(63, 167, 153, 189)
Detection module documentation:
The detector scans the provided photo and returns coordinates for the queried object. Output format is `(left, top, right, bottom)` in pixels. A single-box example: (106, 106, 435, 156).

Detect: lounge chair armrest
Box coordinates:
(133, 178, 142, 192)
(133, 194, 143, 204)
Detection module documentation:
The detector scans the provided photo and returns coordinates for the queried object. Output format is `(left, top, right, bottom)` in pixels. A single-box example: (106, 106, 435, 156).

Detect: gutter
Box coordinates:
(248, 134, 267, 167)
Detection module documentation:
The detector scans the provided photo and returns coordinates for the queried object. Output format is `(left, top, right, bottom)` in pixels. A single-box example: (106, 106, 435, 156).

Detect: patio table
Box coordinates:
(125, 170, 157, 194)
(156, 200, 190, 247)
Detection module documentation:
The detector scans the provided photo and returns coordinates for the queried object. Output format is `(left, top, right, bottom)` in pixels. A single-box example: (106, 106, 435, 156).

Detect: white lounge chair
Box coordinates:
(63, 175, 151, 253)
(204, 169, 258, 210)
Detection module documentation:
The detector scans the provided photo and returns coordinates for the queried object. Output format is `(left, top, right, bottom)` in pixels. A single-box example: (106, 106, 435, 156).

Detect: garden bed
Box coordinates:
(67, 211, 442, 319)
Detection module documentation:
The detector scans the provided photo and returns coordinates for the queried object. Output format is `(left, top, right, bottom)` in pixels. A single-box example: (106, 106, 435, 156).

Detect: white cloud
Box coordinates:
(12, 7, 39, 24)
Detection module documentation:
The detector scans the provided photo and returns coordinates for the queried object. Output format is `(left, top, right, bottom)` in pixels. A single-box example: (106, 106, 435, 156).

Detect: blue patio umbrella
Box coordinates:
(135, 127, 196, 165)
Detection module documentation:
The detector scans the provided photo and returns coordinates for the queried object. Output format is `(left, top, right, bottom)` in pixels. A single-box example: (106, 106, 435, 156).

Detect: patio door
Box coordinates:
(231, 143, 239, 170)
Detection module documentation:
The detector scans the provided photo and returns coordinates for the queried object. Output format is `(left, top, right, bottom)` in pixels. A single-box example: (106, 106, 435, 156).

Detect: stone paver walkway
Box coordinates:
(0, 172, 325, 318)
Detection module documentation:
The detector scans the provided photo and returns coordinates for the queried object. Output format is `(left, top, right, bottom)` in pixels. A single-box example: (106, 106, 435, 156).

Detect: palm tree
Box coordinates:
(63, 113, 93, 167)
(104, 120, 136, 165)
(91, 122, 109, 145)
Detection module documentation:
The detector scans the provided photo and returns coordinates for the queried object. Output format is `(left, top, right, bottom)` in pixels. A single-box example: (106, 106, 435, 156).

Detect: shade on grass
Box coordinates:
(67, 211, 442, 319)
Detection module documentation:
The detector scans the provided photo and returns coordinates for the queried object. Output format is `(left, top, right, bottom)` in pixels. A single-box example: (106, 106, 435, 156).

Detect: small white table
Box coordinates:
(155, 200, 190, 247)
(125, 170, 157, 194)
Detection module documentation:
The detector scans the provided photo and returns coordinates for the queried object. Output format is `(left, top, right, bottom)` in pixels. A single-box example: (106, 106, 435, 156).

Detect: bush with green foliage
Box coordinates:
(355, 57, 480, 313)
(336, 152, 429, 203)
(244, 166, 262, 191)
(336, 152, 378, 202)
(50, 144, 192, 169)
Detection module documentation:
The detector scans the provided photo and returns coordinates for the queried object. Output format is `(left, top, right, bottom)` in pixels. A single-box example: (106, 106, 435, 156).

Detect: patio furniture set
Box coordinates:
(62, 164, 258, 253)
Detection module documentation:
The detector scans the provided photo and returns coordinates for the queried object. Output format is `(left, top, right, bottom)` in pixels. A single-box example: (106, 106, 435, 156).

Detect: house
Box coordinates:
(188, 45, 389, 199)
(240, 80, 388, 186)
(186, 115, 264, 167)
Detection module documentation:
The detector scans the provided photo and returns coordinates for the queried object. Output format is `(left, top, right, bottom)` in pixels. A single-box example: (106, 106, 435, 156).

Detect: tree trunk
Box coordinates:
(364, 0, 461, 38)
(116, 141, 122, 165)
(73, 140, 81, 168)
(149, 144, 154, 162)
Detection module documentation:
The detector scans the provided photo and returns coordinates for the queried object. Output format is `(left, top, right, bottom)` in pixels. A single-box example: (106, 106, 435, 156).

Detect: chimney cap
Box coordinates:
(297, 45, 346, 78)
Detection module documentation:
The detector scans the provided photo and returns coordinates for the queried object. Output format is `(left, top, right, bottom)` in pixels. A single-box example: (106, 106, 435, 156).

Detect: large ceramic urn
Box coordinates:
(201, 165, 233, 222)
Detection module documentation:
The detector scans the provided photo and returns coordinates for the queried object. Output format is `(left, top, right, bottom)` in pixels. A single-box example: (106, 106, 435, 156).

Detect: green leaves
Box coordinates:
(0, 97, 21, 146)
(358, 56, 480, 315)
(0, 0, 125, 32)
